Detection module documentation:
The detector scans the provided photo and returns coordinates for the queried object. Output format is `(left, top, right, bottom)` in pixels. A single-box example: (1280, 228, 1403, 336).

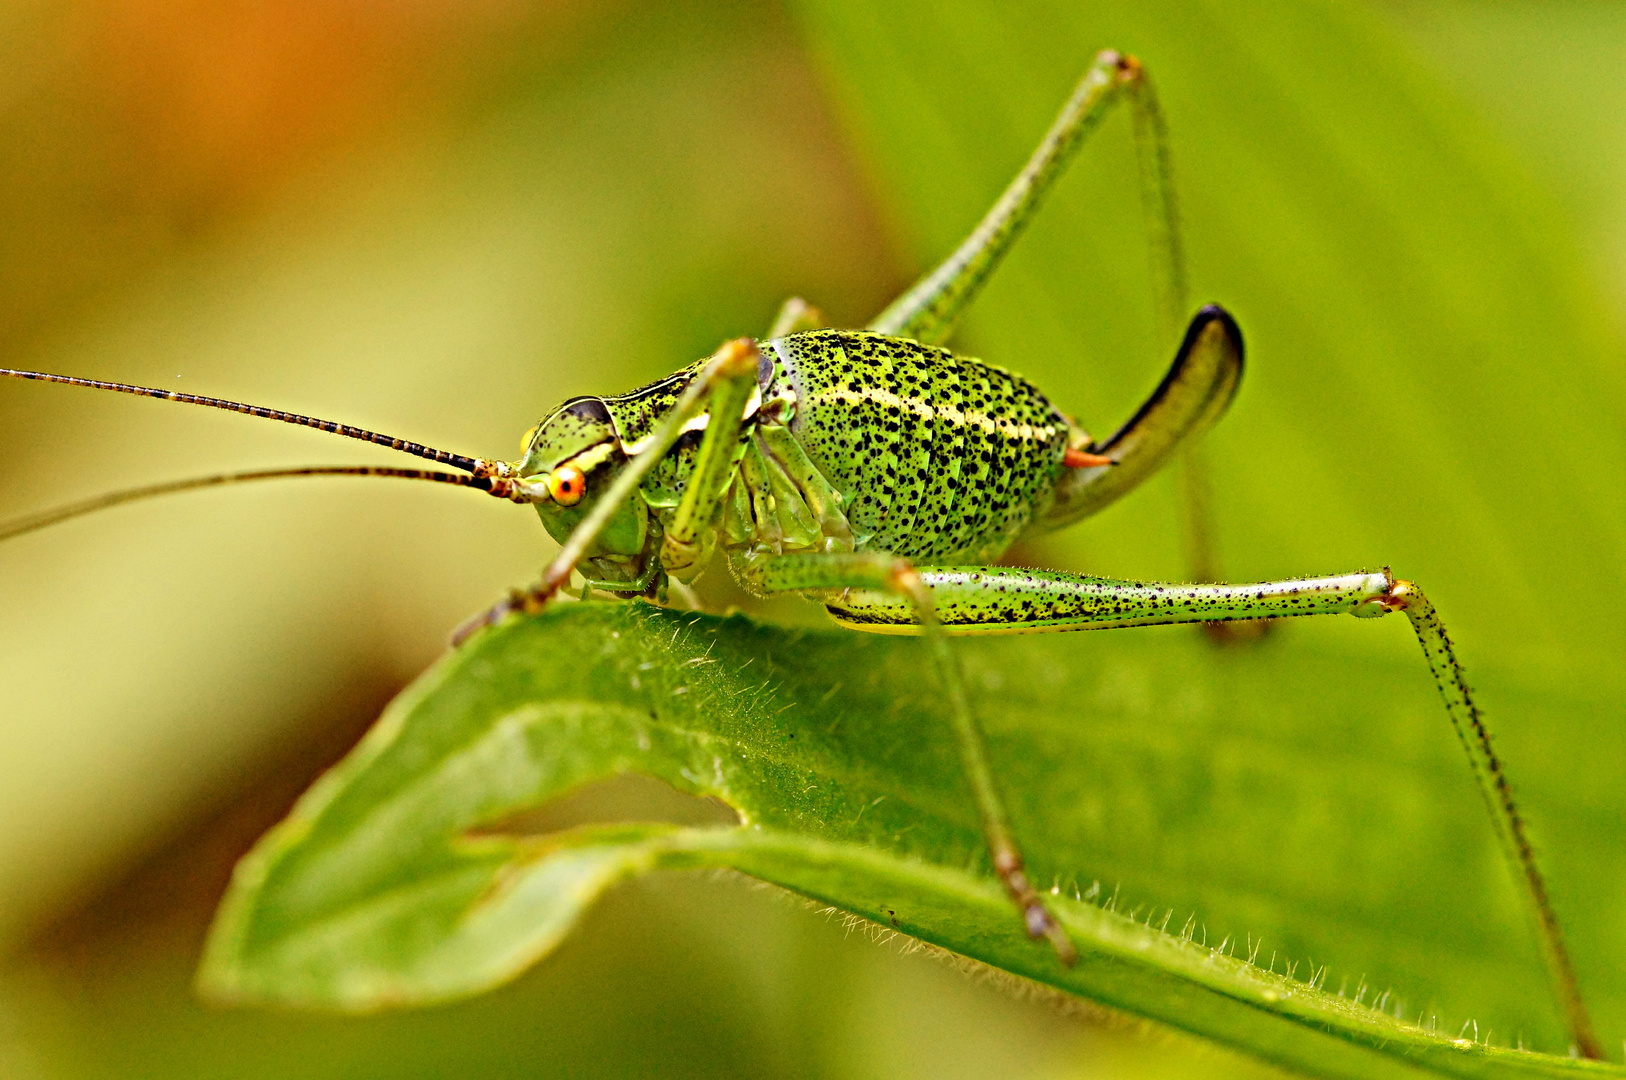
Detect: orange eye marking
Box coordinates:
(548, 464, 587, 506)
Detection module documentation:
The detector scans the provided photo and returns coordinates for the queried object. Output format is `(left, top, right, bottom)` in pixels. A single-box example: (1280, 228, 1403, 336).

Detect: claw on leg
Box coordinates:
(994, 850, 1076, 965)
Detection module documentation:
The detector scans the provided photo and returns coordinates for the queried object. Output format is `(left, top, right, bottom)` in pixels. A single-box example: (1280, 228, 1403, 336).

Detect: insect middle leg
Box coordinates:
(737, 549, 1080, 964)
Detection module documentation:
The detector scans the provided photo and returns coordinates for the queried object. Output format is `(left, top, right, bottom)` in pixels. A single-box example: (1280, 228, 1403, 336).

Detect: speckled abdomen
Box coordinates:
(768, 330, 1069, 564)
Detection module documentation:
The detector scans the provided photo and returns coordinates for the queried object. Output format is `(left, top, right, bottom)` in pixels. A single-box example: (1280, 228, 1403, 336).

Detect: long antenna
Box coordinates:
(0, 466, 511, 543)
(1, 368, 496, 476)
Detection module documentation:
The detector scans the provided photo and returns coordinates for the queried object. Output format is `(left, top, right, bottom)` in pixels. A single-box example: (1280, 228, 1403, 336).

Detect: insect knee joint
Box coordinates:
(1352, 569, 1409, 618)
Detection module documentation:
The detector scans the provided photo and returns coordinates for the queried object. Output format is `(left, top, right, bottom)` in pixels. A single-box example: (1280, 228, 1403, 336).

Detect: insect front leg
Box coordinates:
(820, 564, 1602, 1057)
(738, 550, 1079, 965)
(452, 339, 763, 643)
(659, 345, 762, 579)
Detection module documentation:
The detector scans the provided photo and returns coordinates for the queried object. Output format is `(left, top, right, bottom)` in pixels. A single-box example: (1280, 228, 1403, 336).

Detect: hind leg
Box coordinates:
(802, 559, 1599, 1056)
(866, 52, 1251, 610)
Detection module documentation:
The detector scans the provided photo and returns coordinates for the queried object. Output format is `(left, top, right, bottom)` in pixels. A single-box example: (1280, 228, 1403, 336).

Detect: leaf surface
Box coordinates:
(204, 604, 1622, 1080)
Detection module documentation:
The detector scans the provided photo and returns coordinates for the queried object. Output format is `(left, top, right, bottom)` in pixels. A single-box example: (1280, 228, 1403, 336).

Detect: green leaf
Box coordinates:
(202, 604, 1619, 1079)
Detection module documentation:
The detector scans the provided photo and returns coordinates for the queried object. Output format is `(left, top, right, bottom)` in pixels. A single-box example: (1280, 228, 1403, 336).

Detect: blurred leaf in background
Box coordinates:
(0, 0, 1622, 1078)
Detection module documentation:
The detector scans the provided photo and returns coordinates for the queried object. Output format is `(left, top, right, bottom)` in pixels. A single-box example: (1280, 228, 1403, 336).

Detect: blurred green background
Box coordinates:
(0, 1, 1622, 1077)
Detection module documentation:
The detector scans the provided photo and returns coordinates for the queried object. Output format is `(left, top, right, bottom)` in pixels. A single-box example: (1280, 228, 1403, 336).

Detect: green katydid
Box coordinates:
(0, 50, 1600, 1057)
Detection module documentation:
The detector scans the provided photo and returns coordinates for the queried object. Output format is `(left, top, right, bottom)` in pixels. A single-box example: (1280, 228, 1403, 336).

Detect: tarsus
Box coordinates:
(1392, 579, 1601, 1059)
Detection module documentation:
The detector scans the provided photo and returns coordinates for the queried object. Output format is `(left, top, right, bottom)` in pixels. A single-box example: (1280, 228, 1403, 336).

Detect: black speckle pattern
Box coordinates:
(824, 569, 1386, 632)
(770, 330, 1067, 564)
(600, 362, 702, 450)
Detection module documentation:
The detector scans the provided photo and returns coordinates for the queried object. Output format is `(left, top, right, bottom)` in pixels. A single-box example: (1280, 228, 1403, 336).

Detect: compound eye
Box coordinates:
(548, 464, 587, 506)
(518, 423, 540, 457)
